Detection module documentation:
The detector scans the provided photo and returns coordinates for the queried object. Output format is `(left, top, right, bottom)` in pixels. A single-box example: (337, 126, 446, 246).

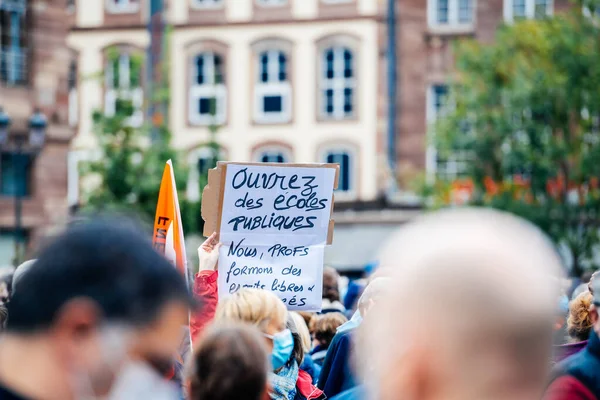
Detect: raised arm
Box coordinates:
(190, 233, 222, 342)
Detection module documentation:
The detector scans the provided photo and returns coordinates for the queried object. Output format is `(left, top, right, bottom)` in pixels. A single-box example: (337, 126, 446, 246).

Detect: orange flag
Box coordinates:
(152, 160, 188, 282)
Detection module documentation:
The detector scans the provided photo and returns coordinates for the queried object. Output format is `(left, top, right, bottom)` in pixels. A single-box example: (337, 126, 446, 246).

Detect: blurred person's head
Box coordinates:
(581, 270, 595, 284)
(589, 270, 599, 295)
(11, 259, 36, 296)
(188, 323, 270, 400)
(322, 266, 340, 303)
(286, 313, 305, 366)
(2, 218, 193, 399)
(215, 288, 291, 371)
(0, 304, 7, 331)
(588, 277, 600, 336)
(314, 312, 347, 349)
(290, 312, 311, 354)
(297, 311, 316, 334)
(0, 266, 13, 300)
(357, 277, 391, 317)
(359, 208, 563, 400)
(567, 291, 593, 342)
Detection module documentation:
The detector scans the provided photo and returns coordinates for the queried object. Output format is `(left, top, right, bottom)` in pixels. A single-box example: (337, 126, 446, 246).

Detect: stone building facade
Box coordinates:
(394, 0, 572, 187)
(0, 0, 75, 264)
(67, 0, 386, 209)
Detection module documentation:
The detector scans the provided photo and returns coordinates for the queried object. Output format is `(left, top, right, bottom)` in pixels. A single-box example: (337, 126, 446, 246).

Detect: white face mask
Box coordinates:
(70, 326, 133, 400)
(108, 361, 180, 400)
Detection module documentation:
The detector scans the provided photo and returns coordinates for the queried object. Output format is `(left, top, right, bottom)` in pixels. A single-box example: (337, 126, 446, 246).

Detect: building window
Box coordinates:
(0, 0, 28, 86)
(254, 50, 291, 124)
(106, 0, 139, 14)
(427, 84, 470, 180)
(320, 47, 355, 120)
(324, 150, 353, 193)
(192, 0, 224, 8)
(504, 0, 552, 21)
(253, 146, 292, 163)
(429, 0, 474, 27)
(105, 51, 143, 127)
(187, 146, 221, 201)
(260, 151, 286, 163)
(256, 0, 287, 6)
(68, 60, 78, 127)
(0, 153, 31, 197)
(189, 52, 226, 126)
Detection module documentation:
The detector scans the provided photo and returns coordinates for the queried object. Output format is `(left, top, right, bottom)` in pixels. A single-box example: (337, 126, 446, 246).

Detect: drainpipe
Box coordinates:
(386, 0, 398, 196)
(147, 0, 165, 144)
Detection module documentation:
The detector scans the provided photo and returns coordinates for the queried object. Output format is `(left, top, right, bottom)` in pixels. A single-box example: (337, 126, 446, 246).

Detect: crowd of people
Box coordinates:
(0, 209, 598, 399)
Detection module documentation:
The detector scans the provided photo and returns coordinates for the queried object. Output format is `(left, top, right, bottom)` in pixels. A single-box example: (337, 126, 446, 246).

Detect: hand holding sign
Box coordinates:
(198, 232, 222, 272)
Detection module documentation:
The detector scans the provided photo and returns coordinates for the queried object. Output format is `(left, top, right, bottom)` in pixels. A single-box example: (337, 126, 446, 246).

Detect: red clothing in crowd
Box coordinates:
(190, 270, 219, 342)
(545, 376, 597, 400)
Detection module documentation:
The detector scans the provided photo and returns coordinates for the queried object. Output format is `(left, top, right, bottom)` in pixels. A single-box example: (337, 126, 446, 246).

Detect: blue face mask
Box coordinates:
(267, 329, 294, 370)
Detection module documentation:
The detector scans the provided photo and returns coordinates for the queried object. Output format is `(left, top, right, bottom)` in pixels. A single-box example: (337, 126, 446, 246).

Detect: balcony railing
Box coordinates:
(0, 47, 28, 86)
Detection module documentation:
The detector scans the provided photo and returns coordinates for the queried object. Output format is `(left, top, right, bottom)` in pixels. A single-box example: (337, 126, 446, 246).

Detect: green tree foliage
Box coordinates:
(80, 48, 202, 234)
(430, 0, 600, 275)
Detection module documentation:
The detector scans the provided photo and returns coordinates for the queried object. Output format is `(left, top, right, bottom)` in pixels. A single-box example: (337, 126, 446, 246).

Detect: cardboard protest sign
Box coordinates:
(152, 160, 188, 283)
(202, 162, 339, 311)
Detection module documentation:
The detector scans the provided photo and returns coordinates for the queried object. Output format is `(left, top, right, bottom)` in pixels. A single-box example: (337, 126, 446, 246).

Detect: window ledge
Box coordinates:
(317, 115, 359, 123)
(190, 2, 225, 10)
(333, 191, 358, 202)
(426, 24, 475, 37)
(256, 2, 287, 8)
(106, 5, 140, 14)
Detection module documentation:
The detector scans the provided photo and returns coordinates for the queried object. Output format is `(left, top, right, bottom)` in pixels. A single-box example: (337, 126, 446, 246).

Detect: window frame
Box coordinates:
(503, 0, 553, 22)
(104, 51, 144, 127)
(68, 58, 79, 127)
(0, 152, 32, 198)
(319, 47, 356, 120)
(189, 51, 227, 126)
(105, 0, 140, 14)
(252, 145, 293, 163)
(0, 0, 29, 86)
(256, 0, 288, 7)
(316, 35, 359, 122)
(191, 0, 225, 10)
(319, 144, 357, 200)
(186, 146, 222, 201)
(427, 0, 475, 29)
(426, 84, 472, 181)
(252, 41, 293, 125)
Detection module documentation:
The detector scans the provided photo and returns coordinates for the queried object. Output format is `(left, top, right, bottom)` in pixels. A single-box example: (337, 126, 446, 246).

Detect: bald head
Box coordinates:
(359, 208, 563, 400)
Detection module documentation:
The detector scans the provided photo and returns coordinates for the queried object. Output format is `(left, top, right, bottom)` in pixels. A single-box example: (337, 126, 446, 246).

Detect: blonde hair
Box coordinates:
(290, 312, 311, 353)
(567, 291, 594, 342)
(215, 288, 287, 332)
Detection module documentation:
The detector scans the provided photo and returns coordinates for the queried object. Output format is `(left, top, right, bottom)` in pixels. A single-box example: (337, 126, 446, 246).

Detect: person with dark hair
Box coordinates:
(0, 218, 194, 400)
(322, 267, 345, 314)
(188, 323, 270, 400)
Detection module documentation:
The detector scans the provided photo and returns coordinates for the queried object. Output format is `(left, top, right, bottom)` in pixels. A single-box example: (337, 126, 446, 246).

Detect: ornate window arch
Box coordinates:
(252, 141, 294, 163)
